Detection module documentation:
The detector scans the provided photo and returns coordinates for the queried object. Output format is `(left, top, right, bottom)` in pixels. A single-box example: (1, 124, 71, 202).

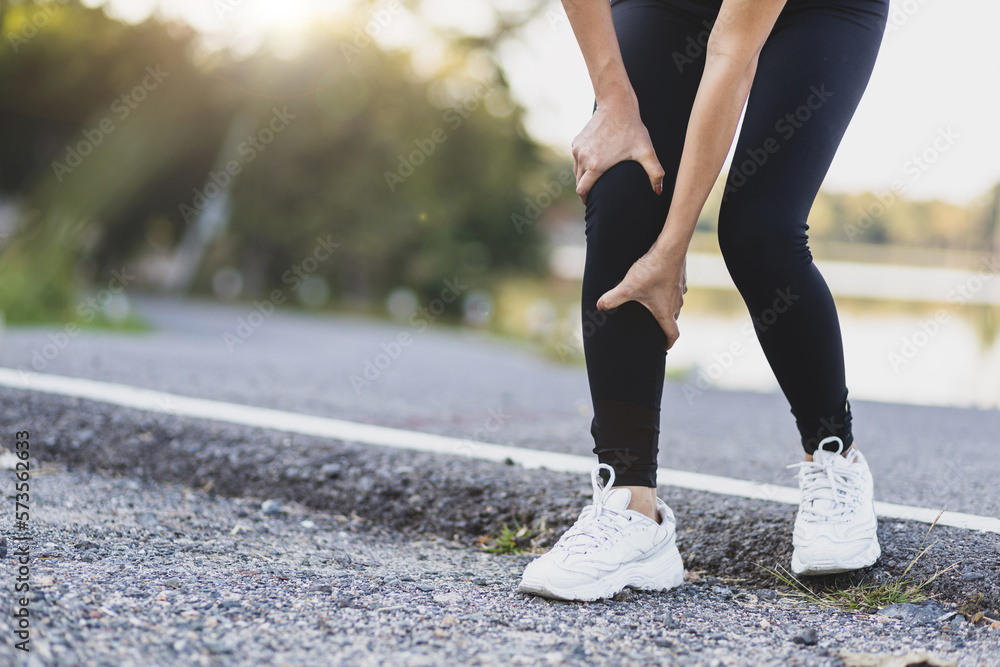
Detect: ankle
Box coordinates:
(805, 444, 857, 462)
(613, 486, 660, 523)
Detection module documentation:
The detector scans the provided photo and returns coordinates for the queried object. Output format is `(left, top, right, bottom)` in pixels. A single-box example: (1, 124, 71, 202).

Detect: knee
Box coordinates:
(717, 205, 767, 276)
(585, 160, 666, 242)
(717, 200, 810, 281)
(588, 160, 653, 205)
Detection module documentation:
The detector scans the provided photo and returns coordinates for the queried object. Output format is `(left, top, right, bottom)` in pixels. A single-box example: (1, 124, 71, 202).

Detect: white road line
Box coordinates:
(2, 367, 998, 534)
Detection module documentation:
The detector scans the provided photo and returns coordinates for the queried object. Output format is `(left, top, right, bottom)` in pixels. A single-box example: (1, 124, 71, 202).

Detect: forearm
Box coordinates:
(652, 53, 758, 256)
(561, 0, 634, 105)
(651, 0, 787, 258)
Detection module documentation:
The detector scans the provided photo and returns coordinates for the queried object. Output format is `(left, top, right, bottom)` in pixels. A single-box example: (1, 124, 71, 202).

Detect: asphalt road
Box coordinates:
(1, 295, 998, 518)
(2, 295, 999, 666)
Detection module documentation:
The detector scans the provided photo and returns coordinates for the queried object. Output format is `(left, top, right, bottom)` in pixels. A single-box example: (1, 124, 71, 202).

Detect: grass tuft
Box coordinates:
(478, 521, 538, 555)
(761, 513, 956, 613)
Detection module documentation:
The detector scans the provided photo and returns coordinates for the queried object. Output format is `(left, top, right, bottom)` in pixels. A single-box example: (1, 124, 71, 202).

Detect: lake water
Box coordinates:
(667, 307, 1000, 410)
(552, 249, 1000, 410)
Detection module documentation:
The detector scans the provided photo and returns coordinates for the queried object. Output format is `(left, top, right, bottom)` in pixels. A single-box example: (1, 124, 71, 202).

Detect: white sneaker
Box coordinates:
(789, 436, 880, 576)
(518, 464, 685, 601)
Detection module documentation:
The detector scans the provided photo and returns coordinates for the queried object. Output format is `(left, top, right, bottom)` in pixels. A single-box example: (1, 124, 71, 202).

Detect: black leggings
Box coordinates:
(584, 0, 890, 487)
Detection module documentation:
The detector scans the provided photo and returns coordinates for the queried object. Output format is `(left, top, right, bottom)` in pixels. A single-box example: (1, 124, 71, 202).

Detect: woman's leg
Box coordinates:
(518, 0, 715, 601)
(583, 0, 718, 488)
(717, 0, 889, 454)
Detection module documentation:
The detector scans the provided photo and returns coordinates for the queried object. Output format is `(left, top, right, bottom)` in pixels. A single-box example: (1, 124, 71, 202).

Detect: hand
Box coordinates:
(571, 96, 665, 203)
(597, 249, 688, 349)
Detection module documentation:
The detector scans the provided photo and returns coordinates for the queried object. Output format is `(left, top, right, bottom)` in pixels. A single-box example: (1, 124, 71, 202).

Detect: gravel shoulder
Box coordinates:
(1, 467, 998, 667)
(1, 387, 999, 665)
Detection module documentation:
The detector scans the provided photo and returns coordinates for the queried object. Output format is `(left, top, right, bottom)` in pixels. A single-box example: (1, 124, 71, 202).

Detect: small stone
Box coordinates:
(433, 592, 461, 604)
(205, 641, 233, 654)
(335, 596, 355, 608)
(960, 567, 984, 581)
(792, 628, 818, 645)
(261, 500, 283, 515)
(757, 589, 778, 600)
(300, 520, 317, 530)
(654, 611, 673, 626)
(711, 586, 733, 598)
(309, 584, 333, 593)
(320, 463, 342, 478)
(416, 584, 435, 592)
(612, 589, 633, 602)
(472, 578, 489, 586)
(136, 513, 159, 527)
(74, 540, 99, 550)
(653, 636, 673, 648)
(707, 632, 727, 641)
(878, 601, 956, 625)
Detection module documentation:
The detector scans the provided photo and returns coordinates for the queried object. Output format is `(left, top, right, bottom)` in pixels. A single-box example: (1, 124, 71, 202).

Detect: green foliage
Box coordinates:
(478, 521, 533, 555)
(217, 38, 549, 307)
(1, 0, 994, 325)
(0, 0, 235, 322)
(761, 516, 955, 613)
(0, 0, 554, 322)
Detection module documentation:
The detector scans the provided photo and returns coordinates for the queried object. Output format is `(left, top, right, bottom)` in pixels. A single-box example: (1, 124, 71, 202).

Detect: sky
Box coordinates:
(92, 0, 1000, 205)
(497, 0, 1000, 205)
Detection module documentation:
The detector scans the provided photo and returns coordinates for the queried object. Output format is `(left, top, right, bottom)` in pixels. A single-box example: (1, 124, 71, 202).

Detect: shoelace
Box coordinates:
(788, 439, 864, 522)
(555, 464, 631, 555)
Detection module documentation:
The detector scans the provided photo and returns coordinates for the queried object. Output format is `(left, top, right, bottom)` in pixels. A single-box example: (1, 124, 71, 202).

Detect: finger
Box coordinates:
(576, 168, 602, 204)
(596, 281, 632, 312)
(636, 147, 666, 196)
(661, 318, 680, 350)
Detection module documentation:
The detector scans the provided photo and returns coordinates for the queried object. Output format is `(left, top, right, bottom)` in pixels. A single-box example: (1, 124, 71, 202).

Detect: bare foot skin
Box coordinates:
(805, 444, 858, 462)
(612, 485, 661, 523)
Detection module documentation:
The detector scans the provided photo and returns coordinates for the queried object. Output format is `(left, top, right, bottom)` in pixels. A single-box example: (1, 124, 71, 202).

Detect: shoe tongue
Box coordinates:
(814, 448, 849, 468)
(804, 450, 850, 517)
(601, 487, 632, 513)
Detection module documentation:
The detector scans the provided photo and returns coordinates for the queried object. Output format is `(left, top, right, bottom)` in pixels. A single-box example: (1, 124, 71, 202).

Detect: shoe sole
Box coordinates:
(791, 538, 881, 576)
(518, 540, 685, 602)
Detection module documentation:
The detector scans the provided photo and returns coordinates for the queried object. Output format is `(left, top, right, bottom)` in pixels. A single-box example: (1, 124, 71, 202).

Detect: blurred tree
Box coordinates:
(213, 32, 548, 309)
(0, 0, 235, 321)
(0, 0, 554, 323)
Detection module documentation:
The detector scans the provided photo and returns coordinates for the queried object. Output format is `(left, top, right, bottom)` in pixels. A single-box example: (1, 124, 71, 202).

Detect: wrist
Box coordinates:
(594, 77, 636, 109)
(650, 226, 692, 259)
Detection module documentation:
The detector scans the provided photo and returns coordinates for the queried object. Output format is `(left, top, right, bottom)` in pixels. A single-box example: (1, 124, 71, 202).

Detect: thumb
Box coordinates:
(596, 282, 632, 311)
(638, 149, 665, 196)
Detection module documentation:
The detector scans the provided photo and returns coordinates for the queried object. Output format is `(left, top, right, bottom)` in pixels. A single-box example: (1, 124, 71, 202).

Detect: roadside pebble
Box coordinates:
(792, 628, 819, 646)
